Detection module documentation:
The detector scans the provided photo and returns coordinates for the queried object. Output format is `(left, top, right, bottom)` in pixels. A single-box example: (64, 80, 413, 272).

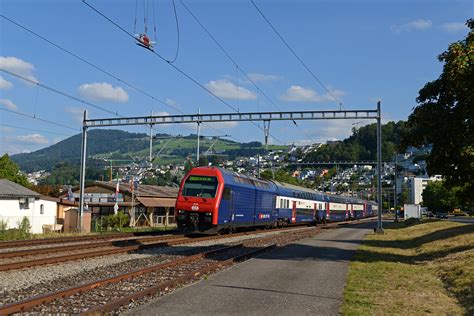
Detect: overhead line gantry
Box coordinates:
(78, 103, 385, 235)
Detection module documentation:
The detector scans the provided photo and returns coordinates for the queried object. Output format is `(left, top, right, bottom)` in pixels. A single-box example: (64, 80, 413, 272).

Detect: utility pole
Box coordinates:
(257, 154, 260, 178)
(375, 101, 384, 234)
(394, 153, 398, 222)
(78, 110, 88, 233)
(263, 120, 270, 150)
(149, 111, 153, 169)
(196, 107, 201, 165)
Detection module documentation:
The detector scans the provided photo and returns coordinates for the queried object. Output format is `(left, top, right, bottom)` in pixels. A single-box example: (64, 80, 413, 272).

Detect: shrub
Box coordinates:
(16, 216, 31, 239)
(0, 219, 8, 241)
(101, 211, 129, 231)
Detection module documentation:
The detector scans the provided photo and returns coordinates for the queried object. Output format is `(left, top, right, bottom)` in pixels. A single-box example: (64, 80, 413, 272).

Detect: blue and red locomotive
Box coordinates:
(175, 167, 377, 233)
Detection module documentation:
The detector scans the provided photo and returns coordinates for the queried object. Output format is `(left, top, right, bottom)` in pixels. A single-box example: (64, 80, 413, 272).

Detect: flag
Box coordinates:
(114, 179, 119, 215)
(67, 187, 73, 201)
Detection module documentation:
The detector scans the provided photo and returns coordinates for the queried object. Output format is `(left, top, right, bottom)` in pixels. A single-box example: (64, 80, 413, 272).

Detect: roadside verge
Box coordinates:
(342, 220, 473, 315)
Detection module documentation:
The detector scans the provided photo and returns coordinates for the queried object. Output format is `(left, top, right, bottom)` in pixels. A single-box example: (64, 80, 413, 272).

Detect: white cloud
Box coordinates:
(203, 121, 239, 130)
(205, 79, 257, 100)
(391, 19, 432, 33)
(305, 120, 355, 143)
(247, 73, 282, 82)
(165, 98, 177, 107)
(0, 76, 13, 90)
(16, 134, 49, 145)
(77, 82, 129, 103)
(64, 106, 86, 124)
(0, 56, 38, 84)
(0, 99, 17, 110)
(181, 121, 239, 131)
(279, 85, 345, 103)
(439, 22, 468, 33)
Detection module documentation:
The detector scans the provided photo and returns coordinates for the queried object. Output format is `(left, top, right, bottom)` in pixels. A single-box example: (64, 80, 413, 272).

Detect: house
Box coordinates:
(407, 175, 442, 205)
(0, 179, 57, 234)
(67, 181, 179, 227)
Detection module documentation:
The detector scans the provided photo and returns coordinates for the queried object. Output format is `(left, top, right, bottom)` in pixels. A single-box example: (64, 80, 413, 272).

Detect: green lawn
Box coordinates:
(342, 220, 474, 315)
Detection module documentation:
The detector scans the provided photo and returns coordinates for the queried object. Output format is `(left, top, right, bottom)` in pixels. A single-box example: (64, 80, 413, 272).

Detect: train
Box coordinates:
(175, 166, 377, 234)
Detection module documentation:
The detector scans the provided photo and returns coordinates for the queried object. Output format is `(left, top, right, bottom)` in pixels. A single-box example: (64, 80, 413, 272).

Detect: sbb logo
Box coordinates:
(191, 204, 199, 211)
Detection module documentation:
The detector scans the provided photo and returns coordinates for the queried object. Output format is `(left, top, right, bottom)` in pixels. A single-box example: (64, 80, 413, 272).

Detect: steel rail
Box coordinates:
(0, 234, 183, 259)
(0, 230, 178, 249)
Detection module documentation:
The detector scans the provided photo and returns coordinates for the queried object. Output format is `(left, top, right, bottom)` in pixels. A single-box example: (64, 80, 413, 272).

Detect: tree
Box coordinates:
(422, 181, 459, 213)
(39, 162, 104, 185)
(260, 169, 301, 186)
(403, 20, 474, 204)
(184, 159, 194, 174)
(0, 154, 29, 187)
(198, 155, 209, 167)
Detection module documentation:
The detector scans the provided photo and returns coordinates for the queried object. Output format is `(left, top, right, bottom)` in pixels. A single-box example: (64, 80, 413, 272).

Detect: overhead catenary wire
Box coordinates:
(0, 14, 180, 114)
(179, 0, 315, 143)
(250, 0, 344, 108)
(82, 0, 284, 144)
(0, 68, 172, 137)
(0, 107, 80, 132)
(0, 123, 74, 137)
(1, 68, 117, 116)
(0, 14, 229, 139)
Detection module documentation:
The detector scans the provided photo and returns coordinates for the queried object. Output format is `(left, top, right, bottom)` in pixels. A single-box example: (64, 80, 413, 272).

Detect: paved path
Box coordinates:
(129, 221, 374, 316)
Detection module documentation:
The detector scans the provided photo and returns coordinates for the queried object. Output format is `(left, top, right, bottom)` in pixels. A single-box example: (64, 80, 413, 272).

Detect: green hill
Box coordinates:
(11, 129, 286, 172)
(304, 121, 407, 162)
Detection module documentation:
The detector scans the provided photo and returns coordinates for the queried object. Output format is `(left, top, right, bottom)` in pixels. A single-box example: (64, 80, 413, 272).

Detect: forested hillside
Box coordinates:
(304, 121, 407, 162)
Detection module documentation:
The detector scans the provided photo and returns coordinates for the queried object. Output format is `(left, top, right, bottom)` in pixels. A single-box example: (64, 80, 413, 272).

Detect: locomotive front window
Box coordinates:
(183, 176, 218, 198)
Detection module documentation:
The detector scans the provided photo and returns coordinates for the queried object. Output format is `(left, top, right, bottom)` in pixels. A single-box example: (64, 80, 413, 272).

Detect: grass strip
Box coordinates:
(342, 220, 473, 315)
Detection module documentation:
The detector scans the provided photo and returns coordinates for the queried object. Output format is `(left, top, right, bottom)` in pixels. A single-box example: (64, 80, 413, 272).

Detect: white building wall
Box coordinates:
(0, 198, 56, 234)
(408, 176, 442, 205)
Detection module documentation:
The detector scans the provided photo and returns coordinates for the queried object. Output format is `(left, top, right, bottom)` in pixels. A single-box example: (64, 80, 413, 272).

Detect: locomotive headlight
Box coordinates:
(176, 210, 186, 219)
(204, 212, 212, 222)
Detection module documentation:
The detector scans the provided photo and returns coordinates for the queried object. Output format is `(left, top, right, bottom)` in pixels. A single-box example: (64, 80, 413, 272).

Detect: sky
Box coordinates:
(0, 0, 472, 154)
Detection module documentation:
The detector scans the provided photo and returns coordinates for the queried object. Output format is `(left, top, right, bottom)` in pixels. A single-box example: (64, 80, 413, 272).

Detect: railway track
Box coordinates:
(0, 220, 368, 272)
(0, 229, 178, 250)
(0, 234, 183, 259)
(0, 224, 317, 272)
(0, 226, 320, 315)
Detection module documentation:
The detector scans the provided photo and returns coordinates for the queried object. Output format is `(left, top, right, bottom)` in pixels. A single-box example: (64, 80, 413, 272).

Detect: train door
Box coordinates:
(292, 201, 297, 223)
(313, 202, 318, 225)
(326, 202, 330, 222)
(220, 186, 235, 230)
(229, 190, 235, 229)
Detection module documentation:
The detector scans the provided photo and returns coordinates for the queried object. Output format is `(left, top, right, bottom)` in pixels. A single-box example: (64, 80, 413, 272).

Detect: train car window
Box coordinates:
(183, 176, 218, 198)
(223, 187, 231, 200)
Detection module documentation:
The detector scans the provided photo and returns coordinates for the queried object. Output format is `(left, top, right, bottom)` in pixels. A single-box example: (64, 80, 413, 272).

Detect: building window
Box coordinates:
(19, 198, 29, 210)
(40, 204, 44, 214)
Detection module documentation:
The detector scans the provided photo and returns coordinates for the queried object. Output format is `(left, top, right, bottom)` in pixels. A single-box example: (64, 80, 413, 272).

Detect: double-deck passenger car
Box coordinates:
(175, 167, 377, 234)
